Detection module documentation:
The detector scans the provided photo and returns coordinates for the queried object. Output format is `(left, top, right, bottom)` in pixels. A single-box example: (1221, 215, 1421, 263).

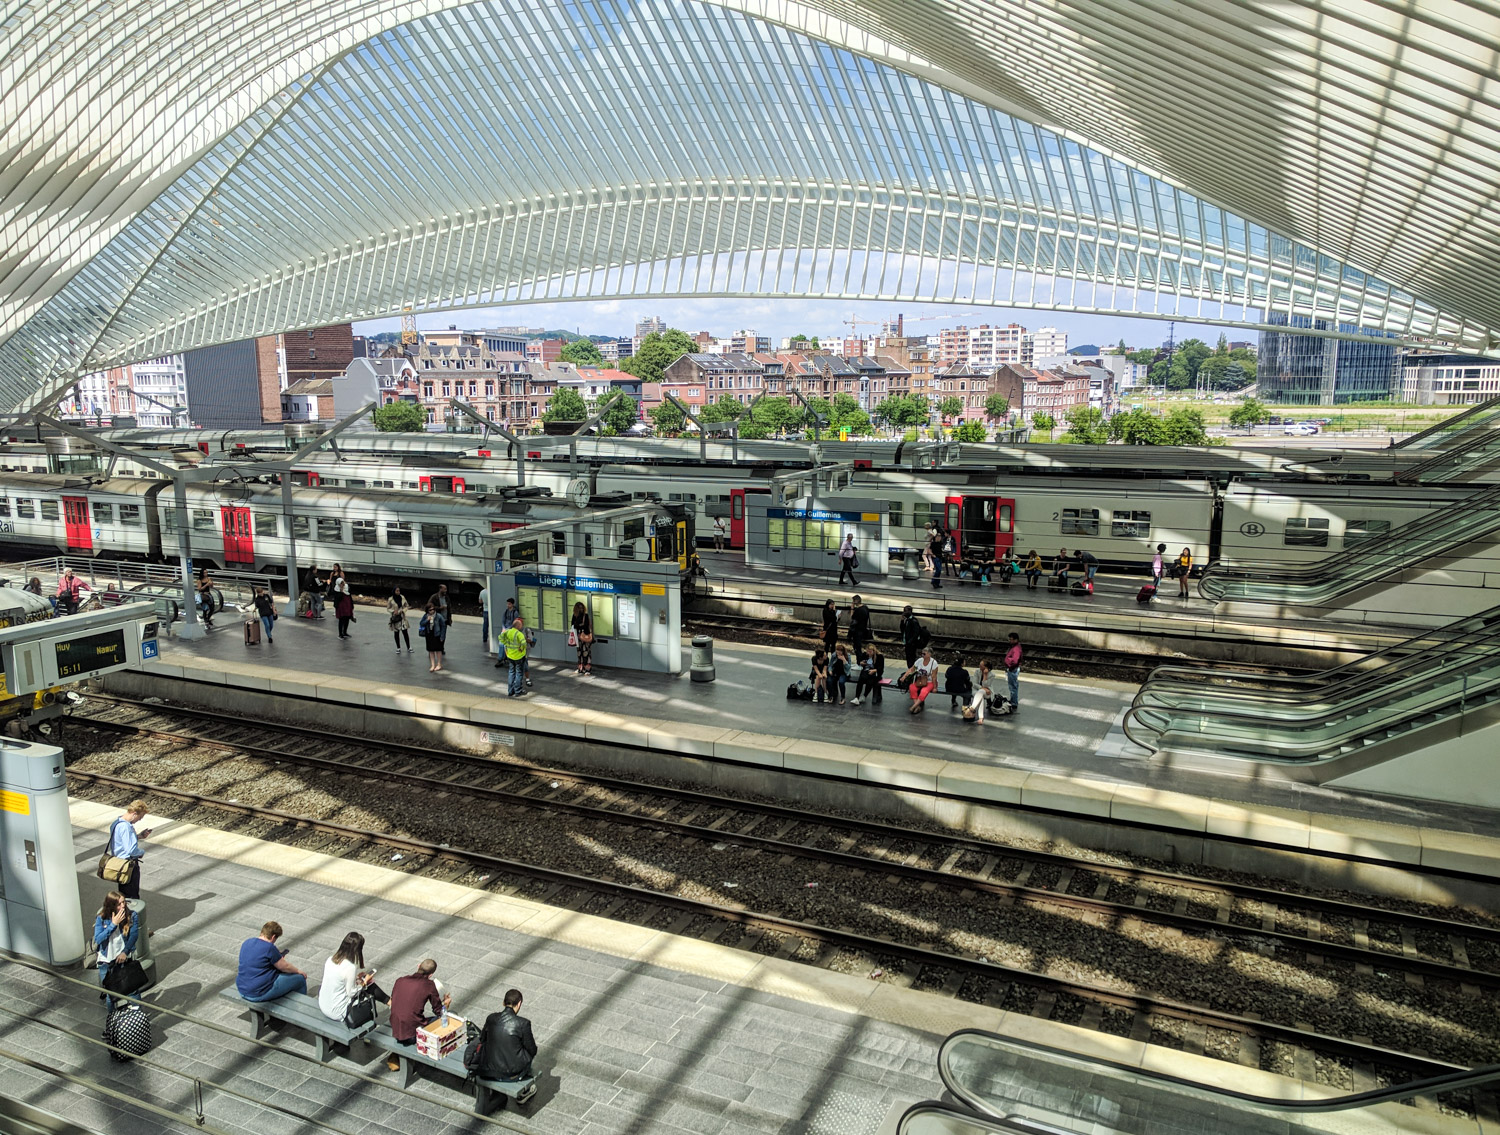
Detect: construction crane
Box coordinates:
(400, 307, 418, 346)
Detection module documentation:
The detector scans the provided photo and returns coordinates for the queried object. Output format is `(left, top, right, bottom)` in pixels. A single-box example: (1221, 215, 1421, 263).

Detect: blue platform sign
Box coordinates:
(141, 640, 159, 660)
(514, 571, 641, 595)
(768, 507, 868, 522)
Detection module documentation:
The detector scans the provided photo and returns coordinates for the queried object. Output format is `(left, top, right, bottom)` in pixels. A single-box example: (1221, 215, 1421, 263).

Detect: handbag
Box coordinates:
(97, 821, 135, 884)
(567, 629, 577, 647)
(102, 957, 149, 997)
(343, 988, 377, 1029)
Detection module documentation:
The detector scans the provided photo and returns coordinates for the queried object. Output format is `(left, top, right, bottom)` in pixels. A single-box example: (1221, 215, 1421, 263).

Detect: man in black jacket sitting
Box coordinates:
(477, 988, 537, 1082)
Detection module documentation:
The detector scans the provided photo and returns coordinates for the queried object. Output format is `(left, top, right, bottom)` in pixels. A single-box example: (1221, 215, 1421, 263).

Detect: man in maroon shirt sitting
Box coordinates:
(385, 958, 451, 1071)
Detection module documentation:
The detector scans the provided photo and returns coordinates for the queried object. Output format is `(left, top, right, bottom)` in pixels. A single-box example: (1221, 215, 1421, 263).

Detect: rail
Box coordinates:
(1197, 482, 1500, 604)
(935, 1029, 1500, 1134)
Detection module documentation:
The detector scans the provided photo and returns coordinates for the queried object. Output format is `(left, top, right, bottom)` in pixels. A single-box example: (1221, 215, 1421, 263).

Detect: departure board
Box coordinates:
(54, 629, 128, 679)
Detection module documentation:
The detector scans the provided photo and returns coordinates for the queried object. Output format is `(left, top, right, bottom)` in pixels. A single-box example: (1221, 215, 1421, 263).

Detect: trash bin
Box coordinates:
(902, 554, 919, 581)
(690, 634, 716, 682)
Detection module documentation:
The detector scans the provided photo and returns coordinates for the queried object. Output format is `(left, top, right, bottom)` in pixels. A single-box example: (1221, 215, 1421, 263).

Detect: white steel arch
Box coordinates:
(3, 0, 1498, 410)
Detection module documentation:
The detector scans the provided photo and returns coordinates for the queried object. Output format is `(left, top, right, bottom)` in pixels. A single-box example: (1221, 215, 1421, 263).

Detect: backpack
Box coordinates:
(786, 679, 814, 701)
(463, 1038, 484, 1073)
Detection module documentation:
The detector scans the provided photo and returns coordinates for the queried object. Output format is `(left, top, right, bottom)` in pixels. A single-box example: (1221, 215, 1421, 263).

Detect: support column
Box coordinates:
(281, 476, 300, 617)
(173, 476, 205, 641)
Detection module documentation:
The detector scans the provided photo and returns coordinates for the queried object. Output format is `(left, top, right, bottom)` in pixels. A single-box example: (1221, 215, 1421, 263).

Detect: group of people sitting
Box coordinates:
(806, 634, 1021, 721)
(234, 921, 538, 1084)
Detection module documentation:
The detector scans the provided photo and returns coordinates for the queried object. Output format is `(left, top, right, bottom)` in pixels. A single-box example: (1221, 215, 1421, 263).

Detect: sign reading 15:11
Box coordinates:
(54, 629, 128, 679)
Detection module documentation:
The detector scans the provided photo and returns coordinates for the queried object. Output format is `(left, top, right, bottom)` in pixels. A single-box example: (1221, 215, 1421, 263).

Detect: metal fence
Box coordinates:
(0, 557, 288, 620)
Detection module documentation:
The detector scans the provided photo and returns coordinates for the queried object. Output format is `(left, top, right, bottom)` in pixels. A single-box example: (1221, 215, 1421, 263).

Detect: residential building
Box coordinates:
(1019, 366, 1091, 420)
(935, 326, 971, 365)
(661, 352, 764, 406)
(872, 356, 911, 403)
(1257, 313, 1399, 404)
(126, 355, 189, 426)
(1401, 354, 1500, 405)
(933, 363, 991, 420)
(281, 377, 333, 421)
(633, 315, 667, 354)
(1095, 351, 1149, 395)
(598, 337, 633, 361)
(729, 330, 772, 355)
(525, 338, 566, 364)
(1027, 326, 1067, 364)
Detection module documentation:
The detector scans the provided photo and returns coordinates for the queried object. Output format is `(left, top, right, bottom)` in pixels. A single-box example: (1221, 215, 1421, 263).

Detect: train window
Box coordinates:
(39, 500, 59, 521)
(1061, 508, 1100, 536)
(0, 500, 9, 517)
(160, 506, 175, 530)
(998, 504, 1012, 534)
(386, 522, 412, 547)
(1344, 519, 1391, 550)
(92, 503, 114, 523)
(254, 512, 276, 536)
(1110, 510, 1151, 538)
(888, 502, 903, 530)
(119, 504, 141, 526)
(343, 479, 366, 488)
(470, 484, 489, 494)
(421, 524, 449, 550)
(192, 509, 216, 532)
(15, 498, 33, 519)
(292, 515, 310, 539)
(317, 518, 343, 542)
(551, 532, 566, 555)
(668, 493, 682, 501)
(352, 520, 377, 546)
(1283, 517, 1330, 547)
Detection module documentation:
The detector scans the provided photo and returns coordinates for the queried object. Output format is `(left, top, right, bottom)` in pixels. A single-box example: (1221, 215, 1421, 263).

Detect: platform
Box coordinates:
(98, 606, 1500, 898)
(0, 802, 1475, 1135)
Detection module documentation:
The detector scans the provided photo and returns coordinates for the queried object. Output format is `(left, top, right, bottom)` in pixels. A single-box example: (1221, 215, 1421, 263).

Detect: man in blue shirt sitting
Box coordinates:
(237, 921, 309, 1002)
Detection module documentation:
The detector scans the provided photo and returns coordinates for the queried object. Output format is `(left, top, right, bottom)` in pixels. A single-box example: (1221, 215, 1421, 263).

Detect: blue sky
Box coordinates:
(357, 297, 1249, 351)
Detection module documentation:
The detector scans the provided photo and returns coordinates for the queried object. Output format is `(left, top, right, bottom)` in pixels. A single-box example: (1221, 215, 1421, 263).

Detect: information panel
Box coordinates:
(54, 629, 127, 679)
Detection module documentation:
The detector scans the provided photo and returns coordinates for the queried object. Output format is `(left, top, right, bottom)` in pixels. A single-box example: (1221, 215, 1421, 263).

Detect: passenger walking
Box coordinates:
(831, 644, 851, 704)
(236, 921, 309, 1002)
(108, 800, 151, 900)
(318, 931, 390, 1025)
(196, 572, 216, 628)
(928, 527, 946, 589)
(899, 605, 928, 669)
(387, 959, 450, 1072)
(821, 598, 838, 654)
(304, 565, 326, 619)
(809, 648, 830, 704)
(387, 588, 412, 653)
(851, 643, 884, 706)
(1075, 548, 1100, 584)
(570, 601, 594, 675)
(901, 647, 940, 714)
(419, 602, 447, 673)
(251, 587, 277, 644)
(847, 595, 870, 657)
(963, 659, 995, 723)
(56, 568, 83, 616)
(94, 892, 140, 1013)
(331, 569, 354, 638)
(500, 614, 529, 696)
(1003, 632, 1022, 713)
(1175, 546, 1194, 598)
(1024, 550, 1042, 590)
(945, 654, 973, 710)
(1151, 543, 1166, 590)
(713, 516, 726, 551)
(837, 533, 858, 585)
(474, 989, 538, 1084)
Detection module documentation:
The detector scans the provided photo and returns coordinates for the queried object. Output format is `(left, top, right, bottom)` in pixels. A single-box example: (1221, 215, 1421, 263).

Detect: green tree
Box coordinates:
(1060, 406, 1108, 444)
(937, 395, 965, 421)
(983, 394, 1010, 421)
(1031, 411, 1056, 439)
(1110, 407, 1163, 445)
(542, 387, 588, 421)
(648, 401, 685, 434)
(1167, 338, 1212, 390)
(697, 396, 746, 424)
(619, 328, 696, 384)
(746, 396, 803, 436)
(1160, 406, 1209, 445)
(372, 401, 426, 432)
(874, 394, 929, 428)
(955, 420, 987, 443)
(560, 338, 604, 367)
(1228, 397, 1270, 428)
(1126, 348, 1158, 367)
(598, 393, 638, 435)
(1116, 338, 1128, 354)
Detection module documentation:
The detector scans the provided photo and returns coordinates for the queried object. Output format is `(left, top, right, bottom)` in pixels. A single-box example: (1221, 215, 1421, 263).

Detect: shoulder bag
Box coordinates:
(343, 988, 377, 1029)
(97, 820, 136, 885)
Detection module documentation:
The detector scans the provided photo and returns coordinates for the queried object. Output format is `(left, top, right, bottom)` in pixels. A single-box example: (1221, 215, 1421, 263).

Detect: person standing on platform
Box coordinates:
(94, 891, 140, 1013)
(1075, 548, 1100, 585)
(899, 605, 927, 669)
(236, 921, 308, 1002)
(847, 595, 870, 657)
(431, 584, 452, 626)
(1024, 550, 1042, 590)
(500, 597, 518, 632)
(109, 800, 151, 900)
(1151, 543, 1166, 591)
(1175, 546, 1194, 598)
(387, 960, 450, 1072)
(1003, 632, 1023, 713)
(928, 527, 946, 589)
(713, 516, 726, 551)
(251, 587, 277, 645)
(475, 989, 538, 1085)
(821, 598, 839, 654)
(56, 568, 83, 616)
(420, 602, 447, 673)
(570, 601, 594, 676)
(304, 565, 326, 619)
(837, 533, 858, 585)
(331, 568, 354, 638)
(500, 615, 529, 696)
(479, 584, 490, 656)
(388, 587, 412, 653)
(851, 642, 884, 706)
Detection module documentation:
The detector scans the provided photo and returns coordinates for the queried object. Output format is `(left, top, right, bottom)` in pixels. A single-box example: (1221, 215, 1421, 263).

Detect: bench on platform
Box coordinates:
(365, 1028, 537, 1112)
(216, 988, 375, 1062)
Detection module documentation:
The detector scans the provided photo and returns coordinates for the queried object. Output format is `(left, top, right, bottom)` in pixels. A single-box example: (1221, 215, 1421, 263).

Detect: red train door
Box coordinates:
(994, 496, 1015, 557)
(221, 506, 254, 564)
(728, 489, 770, 549)
(62, 496, 92, 551)
(944, 496, 962, 551)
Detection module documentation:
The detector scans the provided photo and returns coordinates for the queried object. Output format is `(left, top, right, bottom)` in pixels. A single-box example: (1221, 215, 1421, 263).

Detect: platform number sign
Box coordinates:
(141, 639, 159, 660)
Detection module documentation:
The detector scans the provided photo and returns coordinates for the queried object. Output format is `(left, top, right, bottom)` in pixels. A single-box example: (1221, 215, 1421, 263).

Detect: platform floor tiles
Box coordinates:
(0, 822, 937, 1135)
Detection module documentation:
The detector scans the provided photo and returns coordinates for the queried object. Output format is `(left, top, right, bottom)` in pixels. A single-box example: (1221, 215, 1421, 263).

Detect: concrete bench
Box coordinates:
(217, 988, 375, 1062)
(365, 1028, 537, 1112)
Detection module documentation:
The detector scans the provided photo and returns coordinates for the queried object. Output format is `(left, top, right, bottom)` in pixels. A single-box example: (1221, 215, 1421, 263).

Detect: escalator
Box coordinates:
(1121, 604, 1500, 774)
(902, 1029, 1500, 1135)
(1395, 393, 1500, 450)
(1393, 394, 1500, 482)
(1198, 483, 1500, 605)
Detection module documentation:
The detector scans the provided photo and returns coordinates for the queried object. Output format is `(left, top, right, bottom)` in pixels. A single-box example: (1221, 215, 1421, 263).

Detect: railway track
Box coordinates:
(66, 695, 1499, 1098)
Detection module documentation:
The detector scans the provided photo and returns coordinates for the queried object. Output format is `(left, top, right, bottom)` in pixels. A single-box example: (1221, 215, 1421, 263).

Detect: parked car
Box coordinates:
(1283, 422, 1319, 435)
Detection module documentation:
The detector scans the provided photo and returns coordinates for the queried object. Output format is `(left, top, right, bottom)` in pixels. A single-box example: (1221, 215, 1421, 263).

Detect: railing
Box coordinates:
(0, 556, 287, 621)
(1395, 393, 1500, 449)
(1198, 482, 1500, 604)
(932, 1029, 1496, 1135)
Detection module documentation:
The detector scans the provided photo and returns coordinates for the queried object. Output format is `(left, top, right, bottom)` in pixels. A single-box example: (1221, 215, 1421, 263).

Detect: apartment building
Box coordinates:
(661, 352, 765, 406)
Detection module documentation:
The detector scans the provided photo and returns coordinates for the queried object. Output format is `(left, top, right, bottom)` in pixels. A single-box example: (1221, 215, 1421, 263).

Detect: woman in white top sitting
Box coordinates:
(317, 931, 389, 1024)
(964, 659, 995, 723)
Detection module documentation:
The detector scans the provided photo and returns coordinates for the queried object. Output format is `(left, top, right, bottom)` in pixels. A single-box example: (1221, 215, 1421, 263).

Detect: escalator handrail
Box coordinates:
(1394, 393, 1500, 450)
(937, 1029, 1497, 1117)
(1399, 422, 1500, 479)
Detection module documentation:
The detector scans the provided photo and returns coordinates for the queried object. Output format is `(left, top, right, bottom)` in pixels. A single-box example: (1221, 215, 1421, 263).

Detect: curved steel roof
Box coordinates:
(3, 0, 1498, 410)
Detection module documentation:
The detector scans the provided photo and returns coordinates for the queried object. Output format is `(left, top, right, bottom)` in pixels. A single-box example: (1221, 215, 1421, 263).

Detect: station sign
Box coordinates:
(0, 604, 160, 695)
(513, 571, 641, 595)
(767, 507, 880, 523)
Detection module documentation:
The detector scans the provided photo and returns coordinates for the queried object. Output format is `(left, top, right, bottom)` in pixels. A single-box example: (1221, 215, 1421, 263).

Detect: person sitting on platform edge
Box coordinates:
(470, 988, 538, 1084)
(1023, 550, 1042, 590)
(236, 921, 308, 1002)
(851, 642, 884, 706)
(809, 648, 830, 704)
(387, 959, 450, 1072)
(304, 565, 326, 619)
(831, 644, 851, 705)
(963, 659, 995, 723)
(1052, 548, 1071, 588)
(946, 654, 974, 709)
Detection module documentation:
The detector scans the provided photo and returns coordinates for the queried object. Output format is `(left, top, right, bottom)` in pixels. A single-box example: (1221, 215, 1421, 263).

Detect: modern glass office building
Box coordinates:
(1257, 314, 1400, 406)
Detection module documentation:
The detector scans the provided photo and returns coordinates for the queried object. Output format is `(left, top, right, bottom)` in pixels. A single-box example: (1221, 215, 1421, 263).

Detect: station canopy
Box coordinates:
(3, 0, 1500, 410)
